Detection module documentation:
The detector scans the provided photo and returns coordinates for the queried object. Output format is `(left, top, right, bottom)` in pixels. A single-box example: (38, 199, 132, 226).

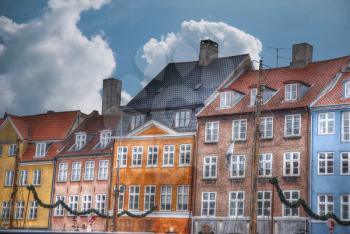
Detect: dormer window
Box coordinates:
(285, 83, 298, 101)
(220, 91, 232, 109)
(73, 133, 86, 151)
(345, 80, 350, 98)
(130, 114, 145, 130)
(96, 130, 112, 149)
(175, 110, 191, 128)
(250, 88, 257, 106)
(35, 143, 47, 157)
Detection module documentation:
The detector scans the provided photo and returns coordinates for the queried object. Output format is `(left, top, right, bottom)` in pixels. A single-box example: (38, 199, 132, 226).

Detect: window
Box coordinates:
(341, 152, 350, 175)
(128, 186, 140, 211)
(163, 145, 174, 167)
(68, 195, 79, 215)
(28, 201, 38, 219)
(15, 201, 24, 219)
(84, 161, 95, 180)
(201, 192, 216, 216)
(318, 112, 335, 135)
(147, 145, 158, 167)
(144, 185, 156, 210)
(203, 156, 217, 179)
(130, 114, 145, 130)
(341, 195, 350, 220)
(283, 191, 299, 217)
(96, 194, 107, 214)
(71, 162, 81, 181)
(345, 80, 350, 98)
(175, 110, 191, 128)
(1, 201, 10, 219)
(283, 152, 300, 176)
(132, 146, 143, 167)
(9, 144, 17, 156)
(258, 191, 271, 217)
(220, 91, 232, 108)
(81, 195, 92, 212)
(205, 122, 219, 142)
(259, 153, 272, 177)
(35, 143, 47, 157)
(177, 185, 189, 211)
(160, 185, 172, 211)
(54, 196, 65, 216)
(118, 185, 125, 211)
(179, 144, 191, 166)
(250, 88, 257, 106)
(285, 114, 301, 137)
(229, 191, 244, 217)
(260, 117, 273, 139)
(73, 133, 87, 151)
(19, 170, 28, 186)
(58, 162, 68, 182)
(285, 83, 298, 101)
(230, 155, 245, 178)
(342, 112, 350, 141)
(98, 160, 109, 180)
(318, 152, 334, 175)
(98, 130, 112, 148)
(232, 119, 247, 141)
(318, 194, 334, 215)
(0, 145, 3, 156)
(32, 170, 41, 185)
(117, 146, 128, 168)
(5, 170, 14, 186)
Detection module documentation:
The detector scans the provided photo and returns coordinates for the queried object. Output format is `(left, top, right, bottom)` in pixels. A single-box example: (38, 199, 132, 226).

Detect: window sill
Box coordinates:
(257, 177, 272, 183)
(162, 165, 175, 168)
(204, 141, 218, 144)
(231, 139, 246, 142)
(283, 176, 300, 182)
(83, 179, 94, 181)
(230, 177, 245, 182)
(130, 166, 142, 168)
(146, 165, 158, 168)
(178, 164, 191, 167)
(261, 137, 273, 140)
(284, 135, 301, 139)
(97, 178, 108, 181)
(70, 180, 81, 182)
(202, 178, 217, 182)
(56, 181, 67, 183)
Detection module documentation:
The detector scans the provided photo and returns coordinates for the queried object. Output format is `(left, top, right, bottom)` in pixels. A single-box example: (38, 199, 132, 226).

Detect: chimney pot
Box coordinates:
(290, 42, 313, 68)
(199, 39, 219, 66)
(102, 78, 122, 115)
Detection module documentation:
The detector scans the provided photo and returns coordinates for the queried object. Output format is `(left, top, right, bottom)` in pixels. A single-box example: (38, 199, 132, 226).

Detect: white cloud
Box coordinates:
(0, 0, 131, 115)
(142, 19, 262, 80)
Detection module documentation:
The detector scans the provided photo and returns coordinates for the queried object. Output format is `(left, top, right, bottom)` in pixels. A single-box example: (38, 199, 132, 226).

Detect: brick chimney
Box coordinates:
(199, 39, 218, 66)
(102, 78, 121, 115)
(290, 42, 313, 68)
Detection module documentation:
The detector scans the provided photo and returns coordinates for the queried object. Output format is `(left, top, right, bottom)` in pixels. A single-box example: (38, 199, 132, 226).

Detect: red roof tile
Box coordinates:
(0, 118, 5, 126)
(198, 56, 350, 117)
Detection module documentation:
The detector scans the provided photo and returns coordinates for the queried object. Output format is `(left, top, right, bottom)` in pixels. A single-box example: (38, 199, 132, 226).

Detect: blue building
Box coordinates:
(310, 63, 350, 234)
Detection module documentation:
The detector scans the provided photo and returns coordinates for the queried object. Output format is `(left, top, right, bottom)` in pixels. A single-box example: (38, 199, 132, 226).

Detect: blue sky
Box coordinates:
(0, 0, 349, 115)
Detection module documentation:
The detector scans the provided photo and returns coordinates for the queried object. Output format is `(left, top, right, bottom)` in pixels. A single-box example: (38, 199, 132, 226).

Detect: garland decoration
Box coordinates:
(26, 185, 155, 219)
(269, 177, 350, 226)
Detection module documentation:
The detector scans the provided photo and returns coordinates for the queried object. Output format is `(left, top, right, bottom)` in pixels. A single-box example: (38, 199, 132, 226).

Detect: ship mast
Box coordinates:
(249, 59, 263, 234)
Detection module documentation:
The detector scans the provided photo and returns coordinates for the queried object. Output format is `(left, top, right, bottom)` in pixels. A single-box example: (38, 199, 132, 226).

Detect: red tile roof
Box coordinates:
(0, 118, 5, 126)
(198, 56, 350, 117)
(313, 72, 350, 107)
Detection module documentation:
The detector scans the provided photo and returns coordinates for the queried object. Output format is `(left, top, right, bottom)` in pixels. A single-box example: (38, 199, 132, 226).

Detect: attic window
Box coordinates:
(130, 114, 145, 130)
(175, 110, 191, 128)
(220, 91, 232, 109)
(345, 80, 350, 98)
(285, 83, 298, 101)
(250, 88, 257, 106)
(71, 133, 86, 151)
(96, 130, 112, 149)
(194, 83, 202, 90)
(35, 143, 47, 157)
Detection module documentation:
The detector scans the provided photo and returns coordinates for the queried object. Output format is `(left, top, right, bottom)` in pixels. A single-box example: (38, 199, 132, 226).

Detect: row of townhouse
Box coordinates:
(0, 39, 349, 234)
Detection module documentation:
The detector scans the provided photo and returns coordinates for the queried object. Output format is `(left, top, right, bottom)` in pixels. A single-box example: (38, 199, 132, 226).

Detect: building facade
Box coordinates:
(193, 44, 350, 234)
(310, 63, 350, 234)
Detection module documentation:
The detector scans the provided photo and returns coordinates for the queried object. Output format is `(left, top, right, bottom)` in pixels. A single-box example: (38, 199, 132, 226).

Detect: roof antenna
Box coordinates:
(268, 46, 290, 67)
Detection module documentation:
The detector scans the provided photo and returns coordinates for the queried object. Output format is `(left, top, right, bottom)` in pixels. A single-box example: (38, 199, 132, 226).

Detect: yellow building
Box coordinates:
(0, 111, 84, 229)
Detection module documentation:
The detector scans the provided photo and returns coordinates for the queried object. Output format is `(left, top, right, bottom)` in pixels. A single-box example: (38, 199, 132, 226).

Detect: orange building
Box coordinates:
(111, 120, 195, 233)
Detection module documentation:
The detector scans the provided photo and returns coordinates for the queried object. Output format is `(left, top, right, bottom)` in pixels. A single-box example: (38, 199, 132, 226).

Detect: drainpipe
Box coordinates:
(308, 108, 313, 234)
(48, 157, 57, 230)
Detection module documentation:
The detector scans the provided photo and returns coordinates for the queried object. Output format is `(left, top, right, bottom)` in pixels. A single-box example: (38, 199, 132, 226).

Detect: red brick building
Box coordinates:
(192, 43, 350, 234)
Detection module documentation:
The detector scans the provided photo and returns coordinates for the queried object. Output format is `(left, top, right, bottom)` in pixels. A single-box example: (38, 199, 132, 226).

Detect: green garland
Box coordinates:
(26, 185, 155, 219)
(269, 177, 350, 226)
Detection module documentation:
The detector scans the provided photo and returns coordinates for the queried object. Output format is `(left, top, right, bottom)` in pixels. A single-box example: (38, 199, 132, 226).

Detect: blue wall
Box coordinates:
(311, 107, 350, 234)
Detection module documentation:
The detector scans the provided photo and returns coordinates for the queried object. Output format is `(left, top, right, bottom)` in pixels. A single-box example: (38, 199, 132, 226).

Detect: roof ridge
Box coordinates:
(167, 53, 249, 65)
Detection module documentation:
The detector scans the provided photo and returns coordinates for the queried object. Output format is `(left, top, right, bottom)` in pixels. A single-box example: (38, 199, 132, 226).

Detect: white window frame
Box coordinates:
(117, 146, 128, 168)
(98, 160, 109, 180)
(160, 185, 172, 211)
(283, 190, 300, 217)
(203, 156, 217, 179)
(174, 110, 191, 128)
(35, 142, 47, 157)
(260, 117, 273, 139)
(342, 111, 350, 142)
(250, 88, 257, 106)
(15, 201, 25, 219)
(318, 152, 334, 175)
(32, 170, 41, 185)
(259, 153, 273, 177)
(163, 145, 175, 167)
(54, 195, 65, 216)
(220, 91, 232, 109)
(81, 195, 92, 212)
(118, 185, 125, 211)
(74, 133, 87, 151)
(205, 121, 219, 143)
(257, 191, 271, 217)
(98, 130, 112, 148)
(285, 83, 298, 101)
(9, 144, 17, 156)
(144, 185, 156, 211)
(95, 194, 107, 214)
(130, 114, 145, 130)
(132, 146, 143, 167)
(5, 170, 14, 186)
(318, 112, 335, 135)
(341, 194, 350, 220)
(177, 185, 189, 211)
(147, 145, 158, 167)
(1, 201, 10, 219)
(341, 152, 350, 175)
(230, 155, 245, 178)
(229, 191, 244, 217)
(128, 185, 140, 211)
(84, 161, 95, 180)
(179, 144, 191, 166)
(19, 170, 28, 186)
(232, 119, 247, 141)
(284, 114, 301, 137)
(201, 192, 216, 217)
(71, 162, 82, 181)
(283, 152, 300, 177)
(317, 194, 334, 215)
(58, 162, 68, 182)
(345, 80, 350, 98)
(68, 195, 79, 216)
